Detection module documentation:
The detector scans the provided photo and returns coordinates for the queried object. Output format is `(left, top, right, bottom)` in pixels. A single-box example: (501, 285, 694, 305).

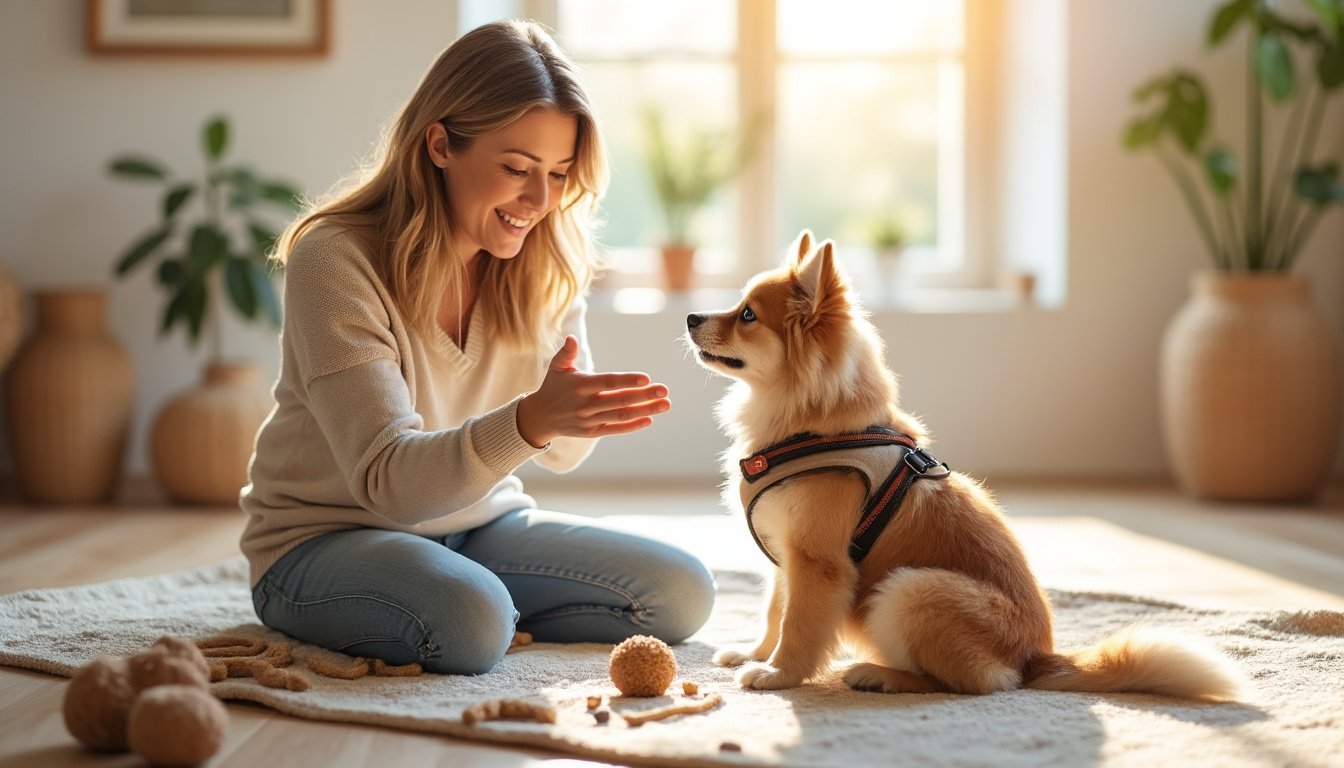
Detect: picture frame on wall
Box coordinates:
(86, 0, 331, 57)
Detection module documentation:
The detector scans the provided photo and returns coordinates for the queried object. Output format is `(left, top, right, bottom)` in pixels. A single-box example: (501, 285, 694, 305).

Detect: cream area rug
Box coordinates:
(2, 559, 1342, 768)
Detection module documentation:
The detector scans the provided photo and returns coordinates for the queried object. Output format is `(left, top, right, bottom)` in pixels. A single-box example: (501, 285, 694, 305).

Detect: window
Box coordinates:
(459, 0, 1067, 308)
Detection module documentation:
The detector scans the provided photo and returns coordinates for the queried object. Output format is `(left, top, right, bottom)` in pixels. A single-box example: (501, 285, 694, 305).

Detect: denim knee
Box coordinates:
(640, 547, 717, 645)
(419, 576, 518, 675)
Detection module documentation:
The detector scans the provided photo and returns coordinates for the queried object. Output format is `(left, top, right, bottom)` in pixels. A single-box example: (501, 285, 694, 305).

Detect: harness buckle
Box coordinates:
(904, 447, 950, 478)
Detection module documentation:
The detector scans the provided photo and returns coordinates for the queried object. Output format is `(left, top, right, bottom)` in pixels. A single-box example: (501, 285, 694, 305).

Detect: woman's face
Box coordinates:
(428, 107, 578, 262)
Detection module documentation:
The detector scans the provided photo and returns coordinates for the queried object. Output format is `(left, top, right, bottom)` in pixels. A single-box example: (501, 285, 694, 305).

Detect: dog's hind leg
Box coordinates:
(713, 567, 784, 667)
(858, 567, 1026, 695)
(843, 662, 945, 694)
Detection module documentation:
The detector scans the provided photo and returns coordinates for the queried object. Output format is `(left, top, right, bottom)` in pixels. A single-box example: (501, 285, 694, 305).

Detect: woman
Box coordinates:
(240, 20, 715, 675)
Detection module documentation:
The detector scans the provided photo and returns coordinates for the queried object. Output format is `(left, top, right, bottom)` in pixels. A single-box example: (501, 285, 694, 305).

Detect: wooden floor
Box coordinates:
(2, 480, 1342, 768)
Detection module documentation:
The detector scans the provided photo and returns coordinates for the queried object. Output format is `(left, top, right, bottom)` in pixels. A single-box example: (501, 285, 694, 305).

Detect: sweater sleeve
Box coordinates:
(531, 297, 599, 473)
(306, 358, 542, 524)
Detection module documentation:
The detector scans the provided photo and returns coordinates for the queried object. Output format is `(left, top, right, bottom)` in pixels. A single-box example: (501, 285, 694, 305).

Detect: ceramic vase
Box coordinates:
(660, 245, 695, 293)
(151, 362, 272, 505)
(4, 290, 134, 503)
(1160, 271, 1342, 502)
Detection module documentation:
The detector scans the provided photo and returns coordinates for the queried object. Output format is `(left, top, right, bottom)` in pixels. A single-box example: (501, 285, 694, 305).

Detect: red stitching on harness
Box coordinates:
(853, 465, 910, 536)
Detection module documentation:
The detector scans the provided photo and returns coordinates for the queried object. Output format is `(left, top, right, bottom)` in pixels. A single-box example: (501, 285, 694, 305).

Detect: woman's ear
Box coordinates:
(424, 122, 452, 169)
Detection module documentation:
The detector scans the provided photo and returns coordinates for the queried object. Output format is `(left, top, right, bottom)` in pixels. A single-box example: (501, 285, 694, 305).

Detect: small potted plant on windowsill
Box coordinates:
(868, 210, 909, 304)
(110, 114, 302, 504)
(1123, 0, 1343, 502)
(640, 108, 757, 292)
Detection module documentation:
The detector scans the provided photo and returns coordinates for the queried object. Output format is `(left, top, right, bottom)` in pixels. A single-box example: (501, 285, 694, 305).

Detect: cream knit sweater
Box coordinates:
(239, 224, 596, 586)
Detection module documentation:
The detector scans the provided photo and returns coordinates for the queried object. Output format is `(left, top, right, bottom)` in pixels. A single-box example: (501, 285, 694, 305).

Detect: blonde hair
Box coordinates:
(276, 20, 608, 349)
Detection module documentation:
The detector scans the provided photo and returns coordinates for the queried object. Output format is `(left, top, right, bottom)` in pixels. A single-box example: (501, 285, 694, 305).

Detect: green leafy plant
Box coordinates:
(868, 210, 908, 253)
(109, 115, 301, 361)
(640, 108, 759, 248)
(1123, 0, 1344, 271)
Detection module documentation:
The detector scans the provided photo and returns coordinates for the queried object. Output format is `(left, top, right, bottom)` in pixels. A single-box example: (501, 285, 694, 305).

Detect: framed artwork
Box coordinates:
(86, 0, 331, 57)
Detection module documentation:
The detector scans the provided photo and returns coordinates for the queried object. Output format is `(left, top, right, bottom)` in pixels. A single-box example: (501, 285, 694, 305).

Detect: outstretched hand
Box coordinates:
(516, 336, 671, 448)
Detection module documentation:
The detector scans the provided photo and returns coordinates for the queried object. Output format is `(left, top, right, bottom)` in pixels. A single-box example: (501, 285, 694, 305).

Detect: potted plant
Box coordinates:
(1124, 0, 1343, 501)
(640, 108, 756, 292)
(110, 115, 301, 504)
(868, 209, 909, 304)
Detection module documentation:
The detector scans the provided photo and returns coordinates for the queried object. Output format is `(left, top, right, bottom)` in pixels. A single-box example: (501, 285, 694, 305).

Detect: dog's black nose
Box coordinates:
(686, 313, 704, 329)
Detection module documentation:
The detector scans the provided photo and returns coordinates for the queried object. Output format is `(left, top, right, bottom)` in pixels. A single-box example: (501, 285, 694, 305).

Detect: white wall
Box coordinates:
(2, 0, 1341, 487)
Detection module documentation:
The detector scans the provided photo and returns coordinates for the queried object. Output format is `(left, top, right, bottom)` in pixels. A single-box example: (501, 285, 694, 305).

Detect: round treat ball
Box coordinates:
(128, 685, 227, 768)
(609, 635, 677, 697)
(150, 636, 210, 680)
(128, 650, 209, 692)
(63, 656, 136, 752)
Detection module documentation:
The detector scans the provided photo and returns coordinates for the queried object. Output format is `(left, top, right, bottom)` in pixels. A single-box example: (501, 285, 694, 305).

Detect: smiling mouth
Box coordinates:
(496, 209, 532, 230)
(699, 350, 745, 369)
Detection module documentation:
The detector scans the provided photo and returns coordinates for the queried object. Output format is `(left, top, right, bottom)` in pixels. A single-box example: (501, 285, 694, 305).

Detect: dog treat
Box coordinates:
(62, 656, 137, 752)
(195, 635, 266, 658)
(609, 635, 677, 697)
(509, 631, 534, 649)
(621, 692, 724, 726)
(720, 741, 742, 752)
(127, 684, 227, 768)
(461, 698, 557, 725)
(586, 695, 602, 709)
(681, 680, 699, 695)
(593, 709, 611, 724)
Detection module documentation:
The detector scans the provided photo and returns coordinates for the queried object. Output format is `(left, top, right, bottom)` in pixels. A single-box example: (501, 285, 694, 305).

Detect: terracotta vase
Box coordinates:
(4, 290, 134, 503)
(1160, 271, 1342, 502)
(660, 245, 695, 292)
(151, 362, 272, 505)
(0, 266, 23, 372)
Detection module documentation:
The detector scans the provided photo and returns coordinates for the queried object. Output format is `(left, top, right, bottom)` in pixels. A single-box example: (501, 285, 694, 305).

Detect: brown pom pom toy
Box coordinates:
(128, 684, 228, 768)
(609, 635, 677, 697)
(62, 656, 137, 752)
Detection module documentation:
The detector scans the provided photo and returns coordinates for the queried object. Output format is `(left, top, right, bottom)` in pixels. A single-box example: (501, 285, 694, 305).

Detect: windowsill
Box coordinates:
(588, 286, 1046, 316)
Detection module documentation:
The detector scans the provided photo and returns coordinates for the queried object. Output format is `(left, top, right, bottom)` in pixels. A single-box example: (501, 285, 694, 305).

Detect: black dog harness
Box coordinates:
(738, 428, 951, 566)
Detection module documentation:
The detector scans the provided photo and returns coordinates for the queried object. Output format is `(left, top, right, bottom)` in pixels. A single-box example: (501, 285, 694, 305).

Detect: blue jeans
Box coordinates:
(251, 508, 716, 675)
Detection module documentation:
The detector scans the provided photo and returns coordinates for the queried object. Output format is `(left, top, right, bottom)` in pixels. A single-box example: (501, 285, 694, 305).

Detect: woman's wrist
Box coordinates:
(516, 392, 552, 448)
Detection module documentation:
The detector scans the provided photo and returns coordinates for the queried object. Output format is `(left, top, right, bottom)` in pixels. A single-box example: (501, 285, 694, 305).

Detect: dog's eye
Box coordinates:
(739, 305, 756, 323)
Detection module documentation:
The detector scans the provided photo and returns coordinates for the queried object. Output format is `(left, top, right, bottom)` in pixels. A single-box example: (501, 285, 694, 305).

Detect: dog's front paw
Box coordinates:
(713, 645, 762, 668)
(737, 662, 802, 690)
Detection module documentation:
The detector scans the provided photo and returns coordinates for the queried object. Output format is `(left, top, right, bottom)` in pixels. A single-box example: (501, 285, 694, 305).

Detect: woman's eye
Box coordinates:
(740, 305, 756, 323)
(549, 171, 569, 183)
(501, 165, 528, 177)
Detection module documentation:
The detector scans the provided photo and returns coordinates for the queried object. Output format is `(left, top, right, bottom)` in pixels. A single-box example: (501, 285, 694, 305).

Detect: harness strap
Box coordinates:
(740, 428, 950, 564)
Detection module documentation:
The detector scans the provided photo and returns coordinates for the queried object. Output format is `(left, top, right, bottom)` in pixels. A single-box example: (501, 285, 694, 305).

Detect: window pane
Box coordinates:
(581, 62, 738, 255)
(777, 61, 944, 256)
(558, 0, 735, 56)
(778, 0, 964, 56)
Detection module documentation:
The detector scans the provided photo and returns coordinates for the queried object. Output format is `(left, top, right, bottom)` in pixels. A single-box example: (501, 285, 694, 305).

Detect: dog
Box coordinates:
(684, 230, 1245, 699)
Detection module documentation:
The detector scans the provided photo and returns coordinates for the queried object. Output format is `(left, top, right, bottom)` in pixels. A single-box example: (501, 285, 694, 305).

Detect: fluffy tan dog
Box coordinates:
(684, 230, 1245, 699)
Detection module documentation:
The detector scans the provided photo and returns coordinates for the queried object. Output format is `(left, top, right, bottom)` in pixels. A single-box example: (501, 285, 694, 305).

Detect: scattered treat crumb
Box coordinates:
(461, 699, 557, 726)
(622, 692, 725, 727)
(720, 741, 742, 752)
(593, 710, 610, 724)
(586, 695, 602, 710)
(681, 680, 699, 696)
(609, 635, 677, 697)
(509, 631, 534, 649)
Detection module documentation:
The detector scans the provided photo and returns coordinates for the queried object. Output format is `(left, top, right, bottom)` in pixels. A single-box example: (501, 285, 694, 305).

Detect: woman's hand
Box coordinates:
(516, 336, 670, 448)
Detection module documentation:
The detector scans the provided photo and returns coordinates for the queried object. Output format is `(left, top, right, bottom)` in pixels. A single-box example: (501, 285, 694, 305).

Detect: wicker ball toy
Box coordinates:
(609, 635, 677, 697)
(128, 651, 210, 693)
(128, 684, 228, 768)
(62, 656, 138, 752)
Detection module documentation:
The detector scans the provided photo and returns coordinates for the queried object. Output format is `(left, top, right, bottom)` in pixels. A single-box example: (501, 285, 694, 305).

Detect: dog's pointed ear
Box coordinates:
(789, 229, 814, 266)
(796, 240, 843, 314)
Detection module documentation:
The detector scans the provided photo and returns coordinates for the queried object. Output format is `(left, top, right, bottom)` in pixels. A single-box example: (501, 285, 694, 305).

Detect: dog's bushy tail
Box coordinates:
(1023, 625, 1247, 701)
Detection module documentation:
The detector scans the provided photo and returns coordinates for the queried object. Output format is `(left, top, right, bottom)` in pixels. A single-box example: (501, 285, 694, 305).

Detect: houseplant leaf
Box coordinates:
(1257, 34, 1297, 100)
(162, 183, 195, 220)
(1295, 163, 1341, 203)
(1306, 0, 1342, 31)
(114, 226, 173, 276)
(251, 262, 282, 326)
(1209, 0, 1254, 45)
(109, 157, 168, 181)
(248, 222, 279, 261)
(225, 256, 259, 319)
(187, 224, 227, 273)
(156, 258, 185, 288)
(1205, 149, 1238, 194)
(162, 277, 207, 343)
(1319, 38, 1344, 88)
(260, 181, 303, 211)
(204, 117, 229, 162)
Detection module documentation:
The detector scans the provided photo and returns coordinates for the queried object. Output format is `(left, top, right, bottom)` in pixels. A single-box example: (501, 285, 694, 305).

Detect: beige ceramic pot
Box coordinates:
(4, 290, 134, 503)
(1161, 271, 1342, 502)
(151, 362, 272, 505)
